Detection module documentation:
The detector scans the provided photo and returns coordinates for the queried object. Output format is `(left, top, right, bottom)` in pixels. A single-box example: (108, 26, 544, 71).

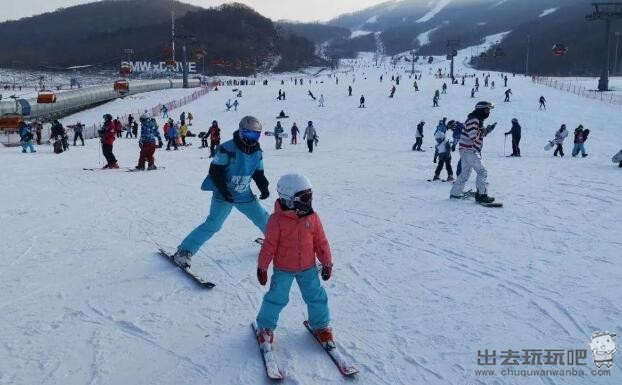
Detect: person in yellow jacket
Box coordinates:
(180, 123, 189, 146)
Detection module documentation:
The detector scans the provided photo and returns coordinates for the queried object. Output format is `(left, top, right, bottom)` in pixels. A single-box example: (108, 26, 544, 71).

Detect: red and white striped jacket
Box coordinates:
(459, 113, 484, 152)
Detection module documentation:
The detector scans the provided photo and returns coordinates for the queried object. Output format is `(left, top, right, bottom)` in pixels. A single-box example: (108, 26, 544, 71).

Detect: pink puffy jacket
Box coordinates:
(258, 201, 332, 272)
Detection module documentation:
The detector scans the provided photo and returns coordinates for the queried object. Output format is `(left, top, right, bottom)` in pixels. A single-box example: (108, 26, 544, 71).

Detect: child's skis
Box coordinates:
(303, 321, 359, 377)
(251, 322, 284, 380)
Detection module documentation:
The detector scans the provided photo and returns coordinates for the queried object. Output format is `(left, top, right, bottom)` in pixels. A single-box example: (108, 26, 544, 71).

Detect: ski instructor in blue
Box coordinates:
(173, 116, 270, 267)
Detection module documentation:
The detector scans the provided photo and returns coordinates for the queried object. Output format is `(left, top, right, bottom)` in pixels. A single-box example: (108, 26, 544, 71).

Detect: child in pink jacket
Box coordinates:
(255, 173, 334, 351)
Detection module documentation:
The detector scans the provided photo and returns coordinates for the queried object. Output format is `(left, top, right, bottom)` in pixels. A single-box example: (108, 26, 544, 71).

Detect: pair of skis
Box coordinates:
(83, 167, 166, 172)
(251, 321, 359, 380)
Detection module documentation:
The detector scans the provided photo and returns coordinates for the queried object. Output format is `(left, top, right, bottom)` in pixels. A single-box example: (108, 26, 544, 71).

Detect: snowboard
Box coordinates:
(452, 190, 503, 207)
(157, 248, 215, 288)
(264, 132, 289, 138)
(251, 322, 284, 380)
(544, 140, 555, 151)
(427, 178, 448, 182)
(612, 150, 622, 163)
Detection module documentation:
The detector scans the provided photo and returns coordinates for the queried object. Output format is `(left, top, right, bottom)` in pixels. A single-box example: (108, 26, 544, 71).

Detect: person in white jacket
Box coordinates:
(303, 121, 317, 153)
(318, 94, 325, 107)
(553, 124, 568, 157)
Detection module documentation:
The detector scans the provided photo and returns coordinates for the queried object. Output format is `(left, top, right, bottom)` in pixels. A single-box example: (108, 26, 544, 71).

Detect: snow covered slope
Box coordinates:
(0, 49, 620, 385)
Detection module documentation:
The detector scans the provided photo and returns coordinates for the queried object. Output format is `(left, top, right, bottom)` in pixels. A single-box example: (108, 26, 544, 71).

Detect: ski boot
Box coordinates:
(256, 328, 274, 352)
(582, 154, 588, 158)
(475, 192, 495, 204)
(102, 164, 110, 169)
(109, 163, 120, 169)
(446, 175, 455, 182)
(173, 250, 192, 268)
(135, 165, 145, 171)
(147, 164, 157, 171)
(432, 175, 440, 181)
(313, 327, 336, 349)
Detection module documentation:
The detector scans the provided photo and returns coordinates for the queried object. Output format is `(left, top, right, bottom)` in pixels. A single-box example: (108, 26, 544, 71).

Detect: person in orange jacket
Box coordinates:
(255, 173, 335, 351)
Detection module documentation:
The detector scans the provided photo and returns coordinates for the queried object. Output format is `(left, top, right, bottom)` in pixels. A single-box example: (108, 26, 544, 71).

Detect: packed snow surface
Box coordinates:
(417, 26, 441, 46)
(1, 47, 621, 385)
(350, 30, 373, 39)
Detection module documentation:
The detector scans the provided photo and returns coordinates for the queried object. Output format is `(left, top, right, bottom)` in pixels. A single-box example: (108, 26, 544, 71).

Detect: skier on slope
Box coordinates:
(449, 101, 497, 203)
(73, 121, 85, 146)
(433, 118, 448, 163)
(166, 121, 179, 151)
(98, 114, 119, 169)
(19, 122, 36, 153)
(413, 121, 425, 151)
(553, 124, 568, 157)
(318, 94, 325, 107)
(274, 121, 284, 150)
(135, 114, 163, 170)
(255, 173, 335, 351)
(504, 89, 512, 102)
(359, 95, 365, 108)
(206, 120, 221, 158)
(433, 94, 439, 107)
(172, 116, 270, 268)
(303, 121, 317, 153)
(432, 127, 454, 181)
(539, 96, 546, 110)
(290, 123, 299, 145)
(348, 85, 353, 96)
(504, 118, 522, 157)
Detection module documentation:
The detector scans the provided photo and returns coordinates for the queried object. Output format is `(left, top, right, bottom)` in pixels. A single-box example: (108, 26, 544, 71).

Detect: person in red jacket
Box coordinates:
(113, 117, 123, 138)
(255, 173, 335, 351)
(206, 120, 221, 158)
(99, 114, 119, 169)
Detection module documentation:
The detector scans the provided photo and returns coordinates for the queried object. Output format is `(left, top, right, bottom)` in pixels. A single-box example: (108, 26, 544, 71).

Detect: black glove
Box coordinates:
(321, 265, 332, 281)
(259, 190, 270, 200)
(158, 140, 163, 148)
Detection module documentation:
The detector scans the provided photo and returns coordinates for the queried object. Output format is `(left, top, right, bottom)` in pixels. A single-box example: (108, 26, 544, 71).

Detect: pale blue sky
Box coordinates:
(2, 0, 391, 23)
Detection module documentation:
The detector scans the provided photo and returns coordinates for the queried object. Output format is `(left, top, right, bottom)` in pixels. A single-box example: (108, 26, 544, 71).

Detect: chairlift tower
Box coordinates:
(446, 40, 460, 80)
(586, 2, 622, 91)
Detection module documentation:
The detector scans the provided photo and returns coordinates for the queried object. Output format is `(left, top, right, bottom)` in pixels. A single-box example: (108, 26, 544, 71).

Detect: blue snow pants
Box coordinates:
(21, 140, 35, 153)
(572, 143, 586, 157)
(178, 196, 269, 255)
(256, 267, 330, 331)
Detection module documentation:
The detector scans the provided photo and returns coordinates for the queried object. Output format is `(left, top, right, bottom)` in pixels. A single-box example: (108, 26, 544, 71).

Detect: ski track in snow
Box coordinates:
(1, 45, 621, 384)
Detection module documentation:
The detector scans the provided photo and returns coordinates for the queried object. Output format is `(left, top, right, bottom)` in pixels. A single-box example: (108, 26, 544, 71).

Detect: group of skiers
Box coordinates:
(169, 115, 337, 351)
(270, 120, 318, 153)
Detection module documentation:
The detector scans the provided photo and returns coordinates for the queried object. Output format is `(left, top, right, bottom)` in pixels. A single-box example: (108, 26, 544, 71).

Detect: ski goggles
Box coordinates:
(240, 128, 261, 141)
(293, 189, 312, 204)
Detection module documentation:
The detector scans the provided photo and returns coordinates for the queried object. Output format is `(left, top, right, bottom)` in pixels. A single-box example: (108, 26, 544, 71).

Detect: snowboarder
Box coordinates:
(255, 173, 335, 351)
(413, 121, 425, 151)
(539, 96, 546, 110)
(304, 121, 317, 153)
(389, 85, 396, 98)
(348, 85, 352, 96)
(433, 94, 439, 107)
(504, 118, 522, 157)
(308, 90, 316, 100)
(359, 95, 365, 108)
(291, 123, 299, 144)
(504, 89, 512, 102)
(98, 114, 119, 168)
(274, 121, 284, 149)
(226, 99, 233, 111)
(166, 122, 179, 151)
(442, 83, 447, 94)
(278, 110, 287, 119)
(553, 124, 568, 157)
(19, 122, 36, 153)
(136, 114, 163, 170)
(172, 116, 270, 268)
(233, 99, 239, 111)
(318, 94, 325, 107)
(432, 129, 454, 181)
(414, 81, 419, 91)
(471, 88, 475, 98)
(206, 120, 221, 158)
(449, 101, 497, 204)
(572, 125, 589, 157)
(73, 121, 85, 146)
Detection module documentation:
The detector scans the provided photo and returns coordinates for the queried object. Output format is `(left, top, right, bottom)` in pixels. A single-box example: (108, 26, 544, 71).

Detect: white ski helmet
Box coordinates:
(277, 173, 312, 208)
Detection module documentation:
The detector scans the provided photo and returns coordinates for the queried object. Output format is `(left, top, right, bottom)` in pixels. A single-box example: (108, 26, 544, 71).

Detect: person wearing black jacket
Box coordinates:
(50, 120, 69, 151)
(505, 118, 522, 157)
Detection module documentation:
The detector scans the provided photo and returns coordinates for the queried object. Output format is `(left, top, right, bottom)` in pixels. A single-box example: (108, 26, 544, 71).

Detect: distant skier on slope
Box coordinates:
(304, 121, 317, 153)
(539, 96, 546, 110)
(135, 114, 163, 170)
(359, 95, 365, 108)
(291, 123, 299, 145)
(206, 120, 221, 158)
(504, 118, 522, 157)
(504, 89, 512, 102)
(171, 116, 270, 268)
(449, 101, 497, 204)
(255, 173, 335, 351)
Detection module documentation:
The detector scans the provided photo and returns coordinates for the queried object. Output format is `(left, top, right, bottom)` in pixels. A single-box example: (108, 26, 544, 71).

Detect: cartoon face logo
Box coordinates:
(588, 331, 617, 368)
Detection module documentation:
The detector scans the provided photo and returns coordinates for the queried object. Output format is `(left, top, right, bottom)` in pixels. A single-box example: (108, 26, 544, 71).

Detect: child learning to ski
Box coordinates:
(255, 173, 335, 350)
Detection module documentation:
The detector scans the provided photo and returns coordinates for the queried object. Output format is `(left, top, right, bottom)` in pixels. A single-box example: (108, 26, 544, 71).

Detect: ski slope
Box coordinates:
(1, 49, 621, 385)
